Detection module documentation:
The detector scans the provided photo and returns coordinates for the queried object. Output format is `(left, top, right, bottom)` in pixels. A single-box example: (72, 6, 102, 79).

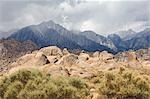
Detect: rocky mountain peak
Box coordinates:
(114, 29, 136, 40)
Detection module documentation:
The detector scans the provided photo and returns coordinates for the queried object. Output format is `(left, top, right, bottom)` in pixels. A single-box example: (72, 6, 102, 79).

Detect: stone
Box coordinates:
(58, 54, 79, 66)
(40, 46, 63, 57)
(93, 51, 100, 57)
(62, 48, 69, 55)
(78, 53, 89, 61)
(34, 52, 50, 66)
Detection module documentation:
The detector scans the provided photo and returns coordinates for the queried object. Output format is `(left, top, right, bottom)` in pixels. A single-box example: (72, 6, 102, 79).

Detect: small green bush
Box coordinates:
(98, 68, 150, 99)
(4, 81, 23, 99)
(1, 67, 150, 99)
(0, 69, 90, 99)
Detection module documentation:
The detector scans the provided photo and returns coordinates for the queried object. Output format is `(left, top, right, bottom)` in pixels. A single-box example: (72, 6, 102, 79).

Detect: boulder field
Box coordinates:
(1, 46, 149, 79)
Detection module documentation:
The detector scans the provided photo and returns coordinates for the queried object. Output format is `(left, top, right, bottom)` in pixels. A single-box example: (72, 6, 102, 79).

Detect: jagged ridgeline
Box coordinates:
(6, 20, 150, 53)
(0, 46, 150, 99)
(8, 21, 115, 53)
(0, 0, 149, 98)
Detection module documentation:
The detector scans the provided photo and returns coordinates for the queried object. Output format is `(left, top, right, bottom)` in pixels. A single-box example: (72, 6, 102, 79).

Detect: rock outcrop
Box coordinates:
(0, 39, 38, 73)
(0, 45, 150, 99)
(0, 46, 150, 79)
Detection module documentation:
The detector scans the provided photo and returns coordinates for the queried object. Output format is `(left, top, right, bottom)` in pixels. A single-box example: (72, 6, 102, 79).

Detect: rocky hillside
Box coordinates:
(0, 46, 150, 98)
(0, 39, 38, 70)
(3, 46, 149, 75)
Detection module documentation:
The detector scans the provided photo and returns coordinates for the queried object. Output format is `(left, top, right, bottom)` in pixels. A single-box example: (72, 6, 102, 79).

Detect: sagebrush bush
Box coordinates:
(98, 68, 150, 99)
(1, 67, 150, 99)
(0, 69, 90, 99)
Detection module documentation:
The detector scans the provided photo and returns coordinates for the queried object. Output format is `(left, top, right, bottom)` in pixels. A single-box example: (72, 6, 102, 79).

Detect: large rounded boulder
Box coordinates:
(39, 46, 63, 57)
(34, 52, 50, 66)
(78, 53, 90, 61)
(57, 54, 79, 66)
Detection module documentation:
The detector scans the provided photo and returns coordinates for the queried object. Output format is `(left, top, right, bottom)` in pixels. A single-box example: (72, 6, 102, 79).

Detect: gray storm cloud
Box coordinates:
(0, 0, 149, 35)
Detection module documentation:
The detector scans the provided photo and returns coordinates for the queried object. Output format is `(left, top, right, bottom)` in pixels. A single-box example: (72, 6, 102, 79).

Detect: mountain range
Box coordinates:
(108, 28, 150, 51)
(7, 21, 115, 52)
(0, 20, 149, 53)
(113, 29, 137, 41)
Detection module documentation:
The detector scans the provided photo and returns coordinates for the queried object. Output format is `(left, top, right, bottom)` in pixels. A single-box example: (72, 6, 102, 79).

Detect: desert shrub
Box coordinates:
(4, 81, 23, 99)
(90, 71, 104, 84)
(69, 77, 86, 88)
(98, 68, 150, 99)
(0, 69, 90, 99)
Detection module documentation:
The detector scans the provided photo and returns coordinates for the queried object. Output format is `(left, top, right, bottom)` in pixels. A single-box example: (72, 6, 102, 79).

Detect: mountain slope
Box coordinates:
(127, 28, 150, 50)
(108, 34, 128, 51)
(80, 31, 117, 51)
(37, 21, 114, 52)
(9, 26, 46, 47)
(9, 26, 81, 49)
(108, 28, 150, 51)
(115, 29, 137, 41)
(8, 20, 114, 52)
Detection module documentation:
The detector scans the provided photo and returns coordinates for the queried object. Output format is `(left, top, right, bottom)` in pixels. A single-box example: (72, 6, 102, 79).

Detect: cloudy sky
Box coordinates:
(0, 0, 150, 35)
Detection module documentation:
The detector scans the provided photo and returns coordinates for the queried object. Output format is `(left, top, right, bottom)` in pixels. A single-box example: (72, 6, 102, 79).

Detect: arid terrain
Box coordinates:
(0, 0, 149, 98)
(0, 45, 150, 99)
(0, 39, 38, 73)
(1, 46, 150, 76)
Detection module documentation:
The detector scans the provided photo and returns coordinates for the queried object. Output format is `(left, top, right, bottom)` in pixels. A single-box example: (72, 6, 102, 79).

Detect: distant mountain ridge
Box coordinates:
(108, 34, 127, 52)
(9, 26, 81, 49)
(127, 28, 150, 50)
(0, 29, 17, 39)
(108, 28, 150, 51)
(8, 20, 115, 52)
(80, 31, 117, 51)
(6, 20, 150, 53)
(114, 29, 137, 41)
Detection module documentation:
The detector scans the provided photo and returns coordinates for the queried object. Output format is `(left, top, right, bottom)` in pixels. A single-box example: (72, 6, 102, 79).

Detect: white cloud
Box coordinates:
(80, 20, 97, 32)
(0, 0, 149, 35)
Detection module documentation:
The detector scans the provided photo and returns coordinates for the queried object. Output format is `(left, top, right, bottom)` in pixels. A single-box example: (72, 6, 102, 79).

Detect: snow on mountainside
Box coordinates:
(108, 34, 127, 51)
(127, 28, 150, 50)
(8, 20, 114, 52)
(115, 29, 137, 40)
(4, 20, 150, 53)
(108, 28, 150, 51)
(80, 31, 117, 51)
(9, 26, 81, 49)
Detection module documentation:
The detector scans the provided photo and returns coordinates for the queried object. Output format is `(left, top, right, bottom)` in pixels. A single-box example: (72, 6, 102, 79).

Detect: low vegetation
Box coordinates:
(0, 67, 150, 99)
(98, 68, 150, 99)
(0, 69, 89, 99)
